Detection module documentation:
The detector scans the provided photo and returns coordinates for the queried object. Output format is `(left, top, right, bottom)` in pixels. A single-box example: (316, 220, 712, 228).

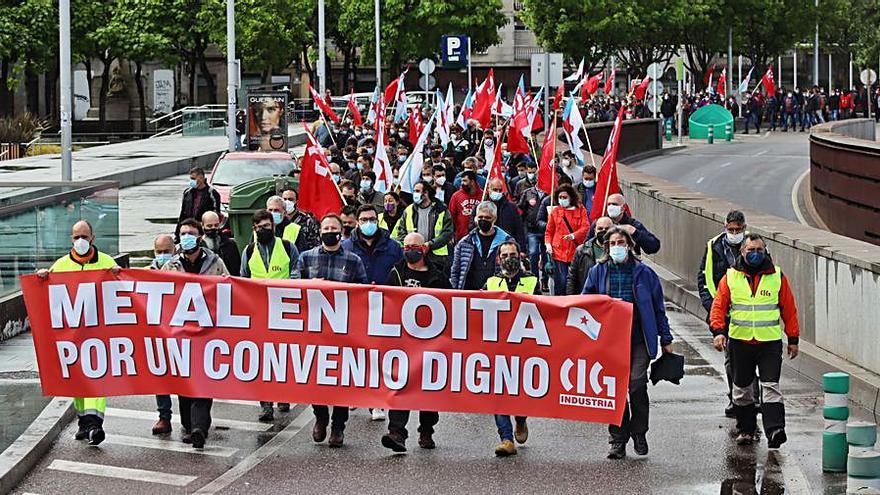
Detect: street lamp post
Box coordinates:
(59, 0, 72, 180)
(226, 0, 237, 152)
(374, 0, 381, 87)
(318, 0, 325, 94)
(814, 0, 819, 87)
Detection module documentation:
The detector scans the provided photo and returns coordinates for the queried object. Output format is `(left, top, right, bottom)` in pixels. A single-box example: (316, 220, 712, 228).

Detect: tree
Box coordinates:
(520, 0, 611, 72)
(732, 0, 816, 71)
(71, 0, 119, 129)
(0, 0, 55, 117)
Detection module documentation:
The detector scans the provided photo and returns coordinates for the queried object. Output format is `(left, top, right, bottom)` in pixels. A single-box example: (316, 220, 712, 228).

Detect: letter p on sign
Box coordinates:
(441, 35, 468, 68)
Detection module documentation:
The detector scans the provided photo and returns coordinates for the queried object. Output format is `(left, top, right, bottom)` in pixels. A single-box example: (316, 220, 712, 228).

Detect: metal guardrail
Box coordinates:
(0, 181, 119, 216)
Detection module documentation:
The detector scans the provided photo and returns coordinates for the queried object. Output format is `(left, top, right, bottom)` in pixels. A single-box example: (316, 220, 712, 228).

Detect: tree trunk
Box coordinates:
(0, 59, 13, 117)
(196, 39, 217, 104)
(188, 55, 197, 105)
(342, 47, 351, 93)
(25, 64, 40, 114)
(135, 61, 147, 133)
(302, 44, 315, 88)
(45, 58, 59, 124)
(98, 57, 113, 131)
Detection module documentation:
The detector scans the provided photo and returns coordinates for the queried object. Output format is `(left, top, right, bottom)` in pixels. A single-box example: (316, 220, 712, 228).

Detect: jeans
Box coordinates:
(831, 109, 839, 121)
(527, 232, 544, 282)
(388, 410, 439, 439)
(312, 405, 349, 432)
(729, 339, 785, 436)
(609, 343, 650, 444)
(494, 415, 527, 441)
(552, 260, 569, 296)
(156, 395, 172, 420)
(178, 396, 212, 433)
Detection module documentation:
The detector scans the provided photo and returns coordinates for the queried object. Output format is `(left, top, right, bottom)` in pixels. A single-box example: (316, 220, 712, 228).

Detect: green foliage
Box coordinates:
(0, 0, 56, 77)
(0, 112, 45, 142)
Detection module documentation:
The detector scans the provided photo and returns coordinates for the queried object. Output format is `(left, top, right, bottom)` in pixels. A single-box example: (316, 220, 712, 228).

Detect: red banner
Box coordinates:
(21, 270, 633, 425)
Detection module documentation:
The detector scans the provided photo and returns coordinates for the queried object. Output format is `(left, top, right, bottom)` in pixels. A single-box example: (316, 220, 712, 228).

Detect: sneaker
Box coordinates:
(328, 430, 344, 448)
(418, 432, 435, 449)
(371, 409, 386, 421)
(152, 418, 172, 435)
(87, 427, 105, 446)
(607, 442, 626, 459)
(182, 432, 192, 444)
(632, 434, 648, 456)
(514, 418, 529, 444)
(277, 403, 290, 413)
(494, 439, 517, 457)
(767, 429, 787, 449)
(258, 405, 274, 422)
(312, 422, 328, 443)
(190, 428, 206, 449)
(735, 432, 755, 445)
(74, 427, 88, 441)
(381, 432, 407, 453)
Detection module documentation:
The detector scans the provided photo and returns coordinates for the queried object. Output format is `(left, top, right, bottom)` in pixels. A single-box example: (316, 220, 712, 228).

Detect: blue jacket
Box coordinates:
(450, 226, 512, 290)
(341, 227, 403, 285)
(582, 260, 673, 358)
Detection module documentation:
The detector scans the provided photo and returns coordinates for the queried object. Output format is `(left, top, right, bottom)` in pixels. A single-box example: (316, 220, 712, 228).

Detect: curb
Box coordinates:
(0, 397, 73, 494)
(645, 259, 880, 418)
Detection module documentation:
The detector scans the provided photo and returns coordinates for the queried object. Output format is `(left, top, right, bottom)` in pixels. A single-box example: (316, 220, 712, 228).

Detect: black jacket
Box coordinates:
(587, 212, 661, 255)
(204, 234, 241, 278)
(696, 233, 739, 313)
(387, 260, 451, 289)
(177, 185, 221, 235)
(566, 238, 604, 296)
(470, 197, 525, 249)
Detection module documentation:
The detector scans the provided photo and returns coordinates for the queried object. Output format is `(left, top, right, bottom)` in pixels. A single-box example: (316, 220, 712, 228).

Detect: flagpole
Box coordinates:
(583, 123, 597, 170)
(317, 110, 338, 147)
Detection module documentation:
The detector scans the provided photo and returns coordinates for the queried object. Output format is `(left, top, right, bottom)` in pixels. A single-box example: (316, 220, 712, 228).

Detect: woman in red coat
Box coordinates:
(544, 184, 591, 295)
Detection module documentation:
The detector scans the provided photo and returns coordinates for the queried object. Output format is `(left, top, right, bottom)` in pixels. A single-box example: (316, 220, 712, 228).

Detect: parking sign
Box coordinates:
(441, 35, 469, 68)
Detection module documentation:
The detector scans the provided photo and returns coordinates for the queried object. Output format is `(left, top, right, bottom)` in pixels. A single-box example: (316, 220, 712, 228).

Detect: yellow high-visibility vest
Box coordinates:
(703, 233, 724, 298)
(727, 267, 783, 341)
(248, 238, 290, 279)
(403, 204, 448, 256)
(50, 251, 117, 272)
(485, 275, 538, 294)
(282, 222, 301, 244)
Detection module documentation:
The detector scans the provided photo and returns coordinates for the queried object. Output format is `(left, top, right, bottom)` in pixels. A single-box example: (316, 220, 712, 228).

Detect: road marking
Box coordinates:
(105, 407, 271, 432)
(719, 162, 732, 168)
(47, 459, 198, 486)
(104, 434, 239, 457)
(791, 169, 810, 226)
(770, 451, 813, 495)
(752, 149, 768, 157)
(696, 177, 705, 184)
(214, 399, 259, 407)
(193, 408, 313, 494)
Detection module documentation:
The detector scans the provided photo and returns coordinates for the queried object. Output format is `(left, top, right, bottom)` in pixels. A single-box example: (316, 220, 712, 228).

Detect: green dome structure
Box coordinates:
(689, 104, 734, 141)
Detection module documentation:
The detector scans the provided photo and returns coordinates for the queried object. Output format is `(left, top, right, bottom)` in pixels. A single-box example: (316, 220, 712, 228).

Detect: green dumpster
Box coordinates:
(228, 176, 299, 252)
(688, 104, 734, 141)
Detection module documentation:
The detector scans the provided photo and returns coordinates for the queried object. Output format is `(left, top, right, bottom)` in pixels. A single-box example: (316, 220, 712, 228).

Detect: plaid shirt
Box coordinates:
(294, 245, 368, 283)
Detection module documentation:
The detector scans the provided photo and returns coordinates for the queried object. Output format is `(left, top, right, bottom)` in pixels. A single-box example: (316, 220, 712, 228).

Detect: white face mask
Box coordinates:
(607, 204, 624, 219)
(435, 176, 447, 186)
(726, 231, 744, 245)
(73, 238, 91, 255)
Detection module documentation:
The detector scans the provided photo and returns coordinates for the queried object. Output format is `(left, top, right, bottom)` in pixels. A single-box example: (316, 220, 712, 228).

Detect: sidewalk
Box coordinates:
(0, 332, 49, 454)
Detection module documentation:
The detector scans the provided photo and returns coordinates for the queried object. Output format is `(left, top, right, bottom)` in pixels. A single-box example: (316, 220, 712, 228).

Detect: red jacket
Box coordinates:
(544, 205, 590, 263)
(709, 265, 800, 344)
(448, 186, 484, 240)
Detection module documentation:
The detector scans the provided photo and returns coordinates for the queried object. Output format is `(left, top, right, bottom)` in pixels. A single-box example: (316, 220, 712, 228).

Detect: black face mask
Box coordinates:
(322, 231, 342, 247)
(342, 225, 355, 236)
(404, 249, 424, 264)
(501, 257, 521, 274)
(205, 228, 219, 239)
(595, 231, 607, 244)
(256, 227, 274, 244)
(477, 219, 493, 234)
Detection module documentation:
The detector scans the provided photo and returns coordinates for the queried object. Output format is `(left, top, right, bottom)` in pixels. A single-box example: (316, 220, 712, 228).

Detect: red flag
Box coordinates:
(537, 119, 558, 194)
(590, 106, 626, 222)
(407, 107, 423, 141)
(309, 85, 341, 123)
(762, 65, 776, 95)
(347, 90, 363, 126)
(552, 84, 565, 111)
(299, 124, 343, 218)
(634, 77, 651, 100)
(487, 129, 510, 197)
(582, 73, 603, 100)
(703, 65, 715, 86)
(383, 73, 402, 106)
(604, 70, 615, 95)
(716, 68, 727, 95)
(507, 117, 531, 154)
(471, 69, 496, 128)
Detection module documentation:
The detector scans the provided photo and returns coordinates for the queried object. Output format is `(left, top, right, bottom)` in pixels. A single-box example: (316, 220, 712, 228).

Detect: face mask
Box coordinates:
(435, 176, 446, 186)
(518, 171, 526, 178)
(489, 191, 504, 201)
(609, 245, 628, 263)
(365, 147, 374, 155)
(477, 219, 493, 233)
(342, 224, 354, 236)
(583, 179, 596, 188)
(595, 231, 607, 244)
(726, 232, 744, 245)
(284, 200, 296, 213)
(256, 227, 274, 244)
(204, 228, 219, 239)
(189, 179, 198, 189)
(384, 203, 395, 213)
(404, 249, 425, 264)
(527, 172, 536, 181)
(332, 174, 341, 183)
(398, 155, 408, 163)
(180, 233, 199, 252)
(356, 162, 365, 171)
(360, 180, 372, 191)
(321, 231, 342, 247)
(561, 159, 571, 167)
(559, 198, 570, 208)
(412, 192, 423, 204)
(360, 221, 378, 237)
(501, 257, 520, 274)
(271, 211, 283, 225)
(745, 251, 765, 266)
(154, 253, 172, 266)
(73, 238, 91, 256)
(422, 175, 434, 184)
(607, 204, 623, 219)
(502, 152, 511, 160)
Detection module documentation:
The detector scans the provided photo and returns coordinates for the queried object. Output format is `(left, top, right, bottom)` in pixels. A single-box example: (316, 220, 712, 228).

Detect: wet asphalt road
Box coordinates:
(11, 304, 850, 495)
(630, 131, 810, 222)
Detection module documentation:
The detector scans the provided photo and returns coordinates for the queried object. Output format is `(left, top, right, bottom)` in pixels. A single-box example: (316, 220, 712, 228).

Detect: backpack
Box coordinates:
(784, 97, 794, 112)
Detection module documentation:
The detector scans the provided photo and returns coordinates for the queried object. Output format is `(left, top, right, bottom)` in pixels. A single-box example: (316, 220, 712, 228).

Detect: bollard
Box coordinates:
(848, 451, 880, 493)
(707, 125, 714, 144)
(824, 372, 851, 473)
(665, 119, 672, 141)
(725, 123, 732, 141)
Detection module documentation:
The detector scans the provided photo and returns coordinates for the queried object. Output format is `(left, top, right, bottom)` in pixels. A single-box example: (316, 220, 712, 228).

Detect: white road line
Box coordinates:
(771, 451, 813, 495)
(719, 162, 732, 168)
(47, 459, 198, 487)
(193, 408, 313, 494)
(105, 407, 271, 432)
(214, 399, 259, 407)
(752, 149, 768, 157)
(696, 177, 705, 184)
(791, 169, 810, 226)
(104, 434, 238, 457)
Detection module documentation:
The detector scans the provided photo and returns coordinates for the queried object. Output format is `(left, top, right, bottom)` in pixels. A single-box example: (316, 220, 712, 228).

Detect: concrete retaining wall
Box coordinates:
(618, 164, 880, 376)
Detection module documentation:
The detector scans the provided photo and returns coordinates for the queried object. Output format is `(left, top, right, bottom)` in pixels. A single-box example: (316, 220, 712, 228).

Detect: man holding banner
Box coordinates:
(36, 220, 120, 446)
